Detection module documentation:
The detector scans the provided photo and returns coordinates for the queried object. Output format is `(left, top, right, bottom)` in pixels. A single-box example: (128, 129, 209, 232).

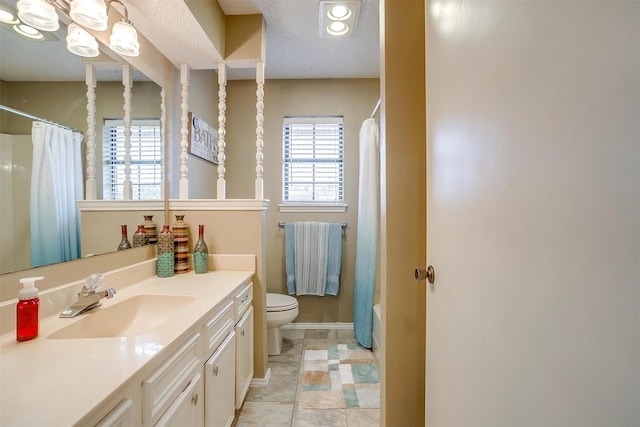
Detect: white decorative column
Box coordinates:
(255, 61, 265, 199)
(160, 88, 166, 199)
(85, 64, 97, 200)
(122, 64, 133, 200)
(179, 64, 190, 199)
(216, 63, 227, 199)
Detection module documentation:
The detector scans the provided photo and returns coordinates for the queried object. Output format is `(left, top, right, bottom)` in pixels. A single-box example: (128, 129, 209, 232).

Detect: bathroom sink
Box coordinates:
(48, 294, 195, 339)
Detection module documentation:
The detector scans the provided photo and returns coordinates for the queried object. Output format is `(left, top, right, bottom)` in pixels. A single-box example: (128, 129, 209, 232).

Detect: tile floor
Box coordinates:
(233, 329, 380, 427)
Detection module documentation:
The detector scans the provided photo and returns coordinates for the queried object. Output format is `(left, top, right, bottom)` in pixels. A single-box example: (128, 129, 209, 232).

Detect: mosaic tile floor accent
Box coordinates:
(301, 343, 380, 409)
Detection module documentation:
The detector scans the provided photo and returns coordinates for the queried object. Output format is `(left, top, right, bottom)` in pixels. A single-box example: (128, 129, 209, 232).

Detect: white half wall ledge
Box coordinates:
(77, 201, 165, 211)
(168, 199, 269, 211)
(282, 322, 354, 330)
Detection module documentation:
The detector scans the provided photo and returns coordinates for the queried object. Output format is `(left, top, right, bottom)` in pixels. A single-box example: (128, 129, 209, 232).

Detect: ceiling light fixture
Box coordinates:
(14, 22, 44, 39)
(0, 8, 18, 23)
(16, 0, 140, 57)
(327, 21, 349, 36)
(319, 1, 360, 38)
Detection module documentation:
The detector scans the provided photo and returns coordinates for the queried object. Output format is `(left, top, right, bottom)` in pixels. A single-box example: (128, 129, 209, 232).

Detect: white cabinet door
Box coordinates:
(205, 331, 236, 427)
(235, 306, 254, 409)
(95, 398, 133, 427)
(155, 371, 203, 427)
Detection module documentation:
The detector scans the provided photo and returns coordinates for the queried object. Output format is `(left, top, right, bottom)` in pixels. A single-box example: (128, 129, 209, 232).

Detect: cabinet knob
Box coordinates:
(241, 329, 245, 336)
(191, 393, 198, 406)
(213, 366, 219, 376)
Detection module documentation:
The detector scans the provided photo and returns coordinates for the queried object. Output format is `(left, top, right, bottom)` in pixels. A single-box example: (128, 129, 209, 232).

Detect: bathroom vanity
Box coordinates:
(0, 261, 254, 427)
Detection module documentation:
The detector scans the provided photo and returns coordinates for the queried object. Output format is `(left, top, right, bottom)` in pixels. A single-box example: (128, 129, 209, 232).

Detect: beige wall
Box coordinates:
(167, 208, 268, 379)
(225, 79, 379, 323)
(80, 209, 164, 257)
(186, 70, 220, 199)
(0, 134, 31, 273)
(380, 0, 426, 425)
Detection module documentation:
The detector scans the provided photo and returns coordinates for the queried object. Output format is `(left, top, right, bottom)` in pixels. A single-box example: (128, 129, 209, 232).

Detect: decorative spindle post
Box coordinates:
(122, 64, 133, 200)
(216, 63, 227, 199)
(160, 88, 166, 200)
(179, 64, 190, 199)
(255, 61, 265, 199)
(85, 64, 96, 200)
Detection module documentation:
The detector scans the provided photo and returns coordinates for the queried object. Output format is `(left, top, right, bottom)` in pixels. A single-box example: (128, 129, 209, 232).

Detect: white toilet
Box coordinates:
(266, 293, 299, 355)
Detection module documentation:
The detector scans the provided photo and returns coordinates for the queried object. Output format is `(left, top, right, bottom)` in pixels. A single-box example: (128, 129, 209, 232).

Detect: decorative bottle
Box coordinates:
(117, 225, 132, 250)
(133, 224, 149, 247)
(156, 225, 174, 278)
(193, 224, 209, 274)
(143, 215, 158, 244)
(16, 276, 43, 342)
(172, 215, 190, 274)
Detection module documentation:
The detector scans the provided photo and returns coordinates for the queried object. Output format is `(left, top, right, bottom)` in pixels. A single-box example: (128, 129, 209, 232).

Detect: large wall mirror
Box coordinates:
(0, 0, 163, 274)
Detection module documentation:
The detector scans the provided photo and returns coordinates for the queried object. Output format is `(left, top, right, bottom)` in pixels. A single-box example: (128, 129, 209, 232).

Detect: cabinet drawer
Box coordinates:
(234, 283, 253, 322)
(142, 333, 201, 426)
(154, 370, 203, 427)
(203, 300, 234, 355)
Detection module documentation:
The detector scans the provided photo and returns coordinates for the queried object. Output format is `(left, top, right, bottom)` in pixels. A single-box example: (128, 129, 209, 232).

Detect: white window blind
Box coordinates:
(102, 119, 162, 200)
(282, 116, 344, 204)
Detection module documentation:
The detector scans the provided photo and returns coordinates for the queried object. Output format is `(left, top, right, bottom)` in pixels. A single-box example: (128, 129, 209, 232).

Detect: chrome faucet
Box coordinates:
(59, 274, 116, 318)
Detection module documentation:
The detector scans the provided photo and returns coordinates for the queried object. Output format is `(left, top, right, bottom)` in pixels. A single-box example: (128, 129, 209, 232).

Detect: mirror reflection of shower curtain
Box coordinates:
(354, 117, 379, 349)
(30, 121, 83, 267)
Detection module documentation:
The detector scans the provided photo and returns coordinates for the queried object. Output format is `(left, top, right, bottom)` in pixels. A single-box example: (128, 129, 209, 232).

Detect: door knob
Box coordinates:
(415, 266, 435, 284)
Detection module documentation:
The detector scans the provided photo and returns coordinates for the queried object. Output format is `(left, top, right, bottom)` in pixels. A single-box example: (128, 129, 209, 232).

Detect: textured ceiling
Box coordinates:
(128, 0, 380, 80)
(0, 0, 379, 81)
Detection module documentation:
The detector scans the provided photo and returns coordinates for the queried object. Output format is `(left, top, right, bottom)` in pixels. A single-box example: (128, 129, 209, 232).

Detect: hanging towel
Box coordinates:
(285, 223, 296, 294)
(285, 221, 342, 296)
(294, 221, 329, 295)
(325, 223, 343, 295)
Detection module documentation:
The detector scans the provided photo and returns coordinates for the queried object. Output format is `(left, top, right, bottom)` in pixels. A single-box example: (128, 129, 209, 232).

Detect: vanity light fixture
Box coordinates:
(70, 0, 108, 31)
(16, 0, 140, 57)
(66, 22, 99, 56)
(319, 1, 360, 38)
(16, 0, 58, 31)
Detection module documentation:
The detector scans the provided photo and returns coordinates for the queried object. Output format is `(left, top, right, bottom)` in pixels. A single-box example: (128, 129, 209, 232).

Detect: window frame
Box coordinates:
(280, 116, 347, 212)
(102, 118, 162, 201)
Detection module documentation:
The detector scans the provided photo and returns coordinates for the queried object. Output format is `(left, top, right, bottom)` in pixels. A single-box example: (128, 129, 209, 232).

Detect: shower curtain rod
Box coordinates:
(278, 221, 347, 229)
(370, 98, 381, 118)
(0, 104, 83, 134)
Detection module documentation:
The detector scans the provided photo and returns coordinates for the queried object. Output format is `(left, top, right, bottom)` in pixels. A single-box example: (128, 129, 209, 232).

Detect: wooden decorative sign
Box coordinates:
(188, 112, 218, 164)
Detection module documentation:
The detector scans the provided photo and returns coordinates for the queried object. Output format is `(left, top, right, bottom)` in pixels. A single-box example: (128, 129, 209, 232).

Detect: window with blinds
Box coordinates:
(102, 119, 162, 200)
(282, 116, 344, 204)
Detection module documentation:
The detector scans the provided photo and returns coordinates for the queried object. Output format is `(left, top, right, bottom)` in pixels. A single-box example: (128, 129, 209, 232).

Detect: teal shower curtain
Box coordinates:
(30, 121, 83, 267)
(354, 117, 379, 348)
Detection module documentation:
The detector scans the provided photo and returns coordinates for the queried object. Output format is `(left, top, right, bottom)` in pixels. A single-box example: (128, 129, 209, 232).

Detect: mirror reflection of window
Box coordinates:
(102, 118, 162, 200)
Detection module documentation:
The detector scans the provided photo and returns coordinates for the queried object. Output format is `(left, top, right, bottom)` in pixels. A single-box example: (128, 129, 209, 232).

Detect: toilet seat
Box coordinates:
(267, 293, 298, 312)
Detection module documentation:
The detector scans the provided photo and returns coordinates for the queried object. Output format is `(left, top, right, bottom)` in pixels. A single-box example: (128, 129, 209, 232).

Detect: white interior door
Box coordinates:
(425, 2, 639, 426)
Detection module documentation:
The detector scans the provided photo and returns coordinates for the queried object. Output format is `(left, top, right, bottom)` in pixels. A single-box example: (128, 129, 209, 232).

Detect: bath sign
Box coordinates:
(188, 112, 218, 164)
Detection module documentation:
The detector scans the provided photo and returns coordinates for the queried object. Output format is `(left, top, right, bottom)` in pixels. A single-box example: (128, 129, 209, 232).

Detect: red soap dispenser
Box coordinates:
(16, 276, 43, 342)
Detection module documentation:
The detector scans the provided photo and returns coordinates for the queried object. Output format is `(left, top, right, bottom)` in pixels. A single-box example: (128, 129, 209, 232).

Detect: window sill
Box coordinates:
(278, 203, 348, 213)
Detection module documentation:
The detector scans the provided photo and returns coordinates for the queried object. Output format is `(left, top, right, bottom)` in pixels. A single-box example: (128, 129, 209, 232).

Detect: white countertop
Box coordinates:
(0, 270, 253, 427)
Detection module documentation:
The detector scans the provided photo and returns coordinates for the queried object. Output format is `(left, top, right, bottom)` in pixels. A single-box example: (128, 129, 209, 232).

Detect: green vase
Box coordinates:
(193, 224, 209, 274)
(156, 225, 174, 277)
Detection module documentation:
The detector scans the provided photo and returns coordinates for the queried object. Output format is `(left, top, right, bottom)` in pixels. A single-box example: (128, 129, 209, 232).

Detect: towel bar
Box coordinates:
(278, 222, 347, 229)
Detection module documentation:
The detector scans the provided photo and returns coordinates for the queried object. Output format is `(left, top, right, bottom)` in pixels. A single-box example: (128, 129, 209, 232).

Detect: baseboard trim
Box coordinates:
(282, 322, 354, 330)
(250, 368, 271, 388)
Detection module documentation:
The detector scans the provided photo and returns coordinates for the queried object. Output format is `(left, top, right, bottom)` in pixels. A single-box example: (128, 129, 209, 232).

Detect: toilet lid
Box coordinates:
(267, 293, 298, 312)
